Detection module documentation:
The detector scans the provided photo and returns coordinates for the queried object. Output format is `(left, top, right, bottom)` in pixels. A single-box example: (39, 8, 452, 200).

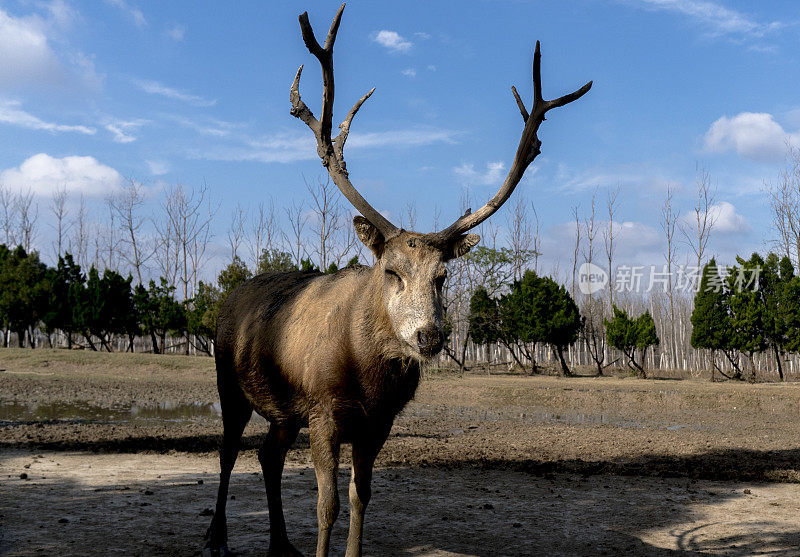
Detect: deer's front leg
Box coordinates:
(345, 432, 387, 557)
(309, 412, 340, 557)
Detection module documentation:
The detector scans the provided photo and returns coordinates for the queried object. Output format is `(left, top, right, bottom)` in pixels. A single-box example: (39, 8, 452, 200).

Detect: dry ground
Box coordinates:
(2, 349, 800, 555)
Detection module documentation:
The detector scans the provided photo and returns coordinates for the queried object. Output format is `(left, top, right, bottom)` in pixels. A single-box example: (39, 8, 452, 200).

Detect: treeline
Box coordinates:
(467, 269, 659, 378)
(461, 248, 800, 382)
(0, 243, 357, 354)
(691, 253, 800, 381)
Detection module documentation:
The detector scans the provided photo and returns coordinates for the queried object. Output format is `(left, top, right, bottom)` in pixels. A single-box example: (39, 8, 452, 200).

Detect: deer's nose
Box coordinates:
(416, 326, 443, 356)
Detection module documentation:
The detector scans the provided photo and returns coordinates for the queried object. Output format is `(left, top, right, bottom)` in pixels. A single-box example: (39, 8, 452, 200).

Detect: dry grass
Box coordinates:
(0, 348, 215, 381)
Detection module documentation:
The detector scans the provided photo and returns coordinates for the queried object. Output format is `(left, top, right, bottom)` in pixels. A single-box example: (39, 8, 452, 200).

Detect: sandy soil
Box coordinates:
(3, 451, 800, 556)
(2, 350, 800, 555)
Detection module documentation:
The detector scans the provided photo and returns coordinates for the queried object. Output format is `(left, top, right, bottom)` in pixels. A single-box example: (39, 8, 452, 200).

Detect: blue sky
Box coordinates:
(1, 0, 799, 279)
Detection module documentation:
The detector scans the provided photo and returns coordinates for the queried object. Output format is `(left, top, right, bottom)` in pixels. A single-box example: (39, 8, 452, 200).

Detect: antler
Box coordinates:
(290, 3, 399, 239)
(429, 41, 592, 245)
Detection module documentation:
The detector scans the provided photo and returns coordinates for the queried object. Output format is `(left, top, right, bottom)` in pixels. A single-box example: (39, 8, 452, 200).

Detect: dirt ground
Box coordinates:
(2, 349, 800, 555)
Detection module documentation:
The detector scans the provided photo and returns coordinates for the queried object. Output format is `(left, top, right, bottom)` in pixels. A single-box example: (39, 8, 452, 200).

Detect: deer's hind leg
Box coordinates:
(260, 421, 301, 557)
(205, 373, 252, 556)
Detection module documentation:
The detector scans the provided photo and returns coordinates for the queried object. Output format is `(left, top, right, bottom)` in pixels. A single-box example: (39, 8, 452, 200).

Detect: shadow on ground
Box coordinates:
(3, 429, 800, 483)
(2, 450, 800, 556)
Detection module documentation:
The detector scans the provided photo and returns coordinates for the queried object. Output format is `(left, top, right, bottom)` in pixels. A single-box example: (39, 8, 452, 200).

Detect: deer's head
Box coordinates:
(291, 4, 591, 361)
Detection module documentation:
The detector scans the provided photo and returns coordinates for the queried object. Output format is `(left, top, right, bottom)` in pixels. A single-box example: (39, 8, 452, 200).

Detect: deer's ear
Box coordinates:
(354, 216, 386, 258)
(446, 234, 480, 261)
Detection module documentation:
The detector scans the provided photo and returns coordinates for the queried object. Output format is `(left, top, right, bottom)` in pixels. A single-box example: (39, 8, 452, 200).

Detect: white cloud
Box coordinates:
(702, 112, 799, 162)
(133, 79, 216, 107)
(372, 30, 412, 53)
(104, 119, 146, 143)
(0, 7, 61, 87)
(635, 0, 782, 39)
(0, 154, 123, 196)
(0, 4, 101, 91)
(170, 114, 242, 137)
(347, 128, 458, 149)
(0, 100, 95, 135)
(402, 68, 417, 78)
(164, 24, 185, 41)
(682, 201, 750, 235)
(145, 160, 170, 175)
(556, 163, 675, 193)
(105, 0, 146, 27)
(195, 127, 458, 164)
(453, 161, 506, 186)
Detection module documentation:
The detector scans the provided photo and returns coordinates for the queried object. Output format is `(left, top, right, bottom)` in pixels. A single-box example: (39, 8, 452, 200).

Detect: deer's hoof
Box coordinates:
(203, 543, 238, 557)
(267, 542, 304, 557)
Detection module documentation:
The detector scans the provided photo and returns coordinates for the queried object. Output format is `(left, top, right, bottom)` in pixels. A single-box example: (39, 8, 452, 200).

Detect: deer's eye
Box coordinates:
(385, 268, 403, 289)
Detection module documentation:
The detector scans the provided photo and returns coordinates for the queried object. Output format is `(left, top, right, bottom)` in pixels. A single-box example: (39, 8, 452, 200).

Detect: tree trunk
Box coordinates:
(82, 331, 98, 351)
(150, 331, 160, 354)
(710, 349, 715, 382)
(16, 330, 26, 348)
(773, 343, 784, 382)
(555, 345, 571, 376)
(100, 335, 112, 352)
(626, 348, 646, 379)
(501, 340, 525, 372)
(722, 350, 742, 380)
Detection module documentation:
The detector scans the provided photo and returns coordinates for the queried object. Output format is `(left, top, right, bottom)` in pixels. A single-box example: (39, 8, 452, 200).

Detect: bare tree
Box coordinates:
(681, 165, 717, 269)
(583, 189, 598, 266)
(768, 146, 800, 269)
(531, 202, 541, 273)
(172, 185, 213, 300)
(154, 188, 180, 287)
(0, 183, 16, 246)
(506, 196, 534, 282)
(50, 186, 70, 259)
(15, 189, 38, 253)
(247, 199, 278, 271)
(109, 179, 151, 284)
(283, 200, 308, 267)
(603, 186, 619, 308)
(101, 198, 119, 271)
(227, 204, 248, 263)
(402, 201, 417, 231)
(70, 195, 90, 270)
(571, 205, 581, 298)
(188, 197, 215, 295)
(661, 186, 678, 367)
(306, 175, 348, 271)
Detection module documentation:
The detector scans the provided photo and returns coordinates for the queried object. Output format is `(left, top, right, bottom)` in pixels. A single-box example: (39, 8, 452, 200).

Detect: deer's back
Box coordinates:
(215, 267, 376, 424)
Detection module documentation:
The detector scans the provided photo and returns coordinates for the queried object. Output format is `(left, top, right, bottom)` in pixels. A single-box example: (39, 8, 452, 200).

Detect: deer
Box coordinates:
(204, 4, 591, 556)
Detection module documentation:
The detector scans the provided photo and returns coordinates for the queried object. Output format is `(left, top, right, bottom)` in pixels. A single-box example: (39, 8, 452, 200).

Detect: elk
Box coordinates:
(204, 4, 591, 556)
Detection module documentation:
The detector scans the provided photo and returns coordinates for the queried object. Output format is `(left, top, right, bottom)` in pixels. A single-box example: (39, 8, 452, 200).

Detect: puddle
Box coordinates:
(0, 399, 700, 431)
(0, 400, 223, 425)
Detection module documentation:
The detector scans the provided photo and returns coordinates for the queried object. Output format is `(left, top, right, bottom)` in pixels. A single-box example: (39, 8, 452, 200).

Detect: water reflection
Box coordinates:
(0, 400, 222, 425)
(0, 399, 700, 431)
